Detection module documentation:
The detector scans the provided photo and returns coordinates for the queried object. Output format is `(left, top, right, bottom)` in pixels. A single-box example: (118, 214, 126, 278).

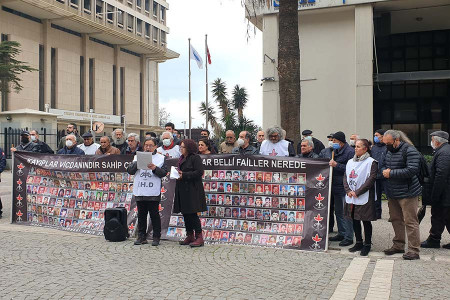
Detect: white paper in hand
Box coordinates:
(137, 151, 152, 170)
(170, 166, 180, 179)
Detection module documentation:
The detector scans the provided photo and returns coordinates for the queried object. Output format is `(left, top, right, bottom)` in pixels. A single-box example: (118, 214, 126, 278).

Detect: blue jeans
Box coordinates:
(334, 194, 354, 241)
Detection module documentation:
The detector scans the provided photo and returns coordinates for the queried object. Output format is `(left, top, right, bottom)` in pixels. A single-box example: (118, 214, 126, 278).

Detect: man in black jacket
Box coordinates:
(298, 130, 324, 155)
(298, 138, 319, 158)
(382, 130, 422, 260)
(421, 131, 450, 249)
(371, 129, 387, 219)
(30, 130, 54, 154)
(11, 131, 39, 153)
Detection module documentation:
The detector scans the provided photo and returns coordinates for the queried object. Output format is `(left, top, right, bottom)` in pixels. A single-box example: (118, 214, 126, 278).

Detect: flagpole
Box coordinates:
(205, 34, 209, 131)
(188, 38, 192, 139)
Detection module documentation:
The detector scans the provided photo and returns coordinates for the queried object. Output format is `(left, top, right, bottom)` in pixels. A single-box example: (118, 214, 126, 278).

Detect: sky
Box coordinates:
(159, 0, 263, 131)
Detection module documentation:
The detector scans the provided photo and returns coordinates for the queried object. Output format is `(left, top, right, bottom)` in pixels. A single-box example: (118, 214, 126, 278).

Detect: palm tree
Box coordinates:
(199, 101, 222, 136)
(278, 0, 300, 145)
(232, 85, 248, 119)
(211, 78, 230, 117)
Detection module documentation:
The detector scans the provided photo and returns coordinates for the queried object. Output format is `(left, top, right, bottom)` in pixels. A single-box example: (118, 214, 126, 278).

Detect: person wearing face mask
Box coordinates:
(328, 131, 355, 247)
(420, 131, 450, 250)
(163, 122, 181, 145)
(232, 131, 258, 155)
(11, 131, 40, 153)
(57, 134, 85, 155)
(349, 134, 359, 148)
(29, 130, 54, 154)
(381, 130, 421, 260)
(298, 130, 325, 155)
(371, 129, 387, 219)
(157, 131, 181, 158)
(58, 123, 83, 150)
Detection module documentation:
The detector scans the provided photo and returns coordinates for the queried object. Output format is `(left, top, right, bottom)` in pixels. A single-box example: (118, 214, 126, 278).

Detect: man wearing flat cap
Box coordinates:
(371, 129, 387, 219)
(10, 131, 39, 153)
(298, 129, 325, 155)
(78, 132, 100, 155)
(421, 130, 450, 249)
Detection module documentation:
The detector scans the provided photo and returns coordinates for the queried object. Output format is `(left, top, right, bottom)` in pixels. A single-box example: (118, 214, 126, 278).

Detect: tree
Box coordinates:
(244, 0, 301, 146)
(232, 85, 248, 119)
(158, 107, 171, 127)
(211, 78, 230, 117)
(0, 40, 37, 110)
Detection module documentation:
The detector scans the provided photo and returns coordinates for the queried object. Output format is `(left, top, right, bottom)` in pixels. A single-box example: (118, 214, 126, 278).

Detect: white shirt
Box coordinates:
(78, 143, 100, 155)
(259, 140, 290, 157)
(157, 145, 181, 158)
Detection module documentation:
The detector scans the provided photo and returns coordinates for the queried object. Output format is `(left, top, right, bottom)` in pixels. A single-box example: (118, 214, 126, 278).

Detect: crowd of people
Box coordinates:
(1, 121, 449, 259)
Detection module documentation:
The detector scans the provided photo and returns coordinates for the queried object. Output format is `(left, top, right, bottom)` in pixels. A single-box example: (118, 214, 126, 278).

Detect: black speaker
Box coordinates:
(104, 207, 129, 242)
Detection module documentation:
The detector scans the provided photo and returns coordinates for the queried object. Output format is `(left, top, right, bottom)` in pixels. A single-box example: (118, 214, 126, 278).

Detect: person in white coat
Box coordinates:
(78, 132, 100, 155)
(259, 126, 295, 157)
(127, 138, 167, 246)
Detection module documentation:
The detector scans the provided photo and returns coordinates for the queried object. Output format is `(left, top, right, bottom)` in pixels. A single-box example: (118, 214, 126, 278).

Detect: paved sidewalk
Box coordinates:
(1, 171, 450, 299)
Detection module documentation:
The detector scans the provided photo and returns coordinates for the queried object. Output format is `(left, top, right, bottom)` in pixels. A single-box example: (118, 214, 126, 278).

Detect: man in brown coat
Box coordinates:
(95, 136, 120, 155)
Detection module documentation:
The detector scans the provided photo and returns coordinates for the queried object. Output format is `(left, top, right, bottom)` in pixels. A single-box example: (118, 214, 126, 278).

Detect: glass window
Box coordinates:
(136, 0, 141, 8)
(107, 4, 114, 22)
(118, 9, 124, 26)
(161, 31, 166, 45)
(160, 6, 165, 21)
(84, 0, 91, 11)
(70, 0, 79, 7)
(128, 14, 134, 30)
(136, 19, 142, 34)
(96, 0, 103, 16)
(145, 23, 150, 38)
(152, 26, 158, 42)
(145, 0, 150, 11)
(394, 103, 417, 122)
(153, 1, 158, 17)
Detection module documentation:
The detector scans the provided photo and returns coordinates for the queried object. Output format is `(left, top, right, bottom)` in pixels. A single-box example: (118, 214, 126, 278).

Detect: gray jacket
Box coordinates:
(231, 145, 259, 155)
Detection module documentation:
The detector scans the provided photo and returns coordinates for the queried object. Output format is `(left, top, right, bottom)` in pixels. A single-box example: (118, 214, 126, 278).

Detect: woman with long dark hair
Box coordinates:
(198, 138, 214, 155)
(173, 139, 207, 247)
(343, 139, 378, 256)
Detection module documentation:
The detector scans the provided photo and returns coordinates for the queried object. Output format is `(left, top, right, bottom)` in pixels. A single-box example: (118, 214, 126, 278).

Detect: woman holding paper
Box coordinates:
(343, 139, 378, 256)
(127, 138, 167, 246)
(173, 139, 207, 247)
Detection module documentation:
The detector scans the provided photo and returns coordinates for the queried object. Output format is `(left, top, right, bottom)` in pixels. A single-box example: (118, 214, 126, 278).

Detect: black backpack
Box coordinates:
(104, 208, 129, 242)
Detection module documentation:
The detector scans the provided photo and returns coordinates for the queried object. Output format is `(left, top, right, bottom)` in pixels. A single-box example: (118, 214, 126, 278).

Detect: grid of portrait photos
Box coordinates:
(167, 170, 307, 248)
(25, 167, 134, 234)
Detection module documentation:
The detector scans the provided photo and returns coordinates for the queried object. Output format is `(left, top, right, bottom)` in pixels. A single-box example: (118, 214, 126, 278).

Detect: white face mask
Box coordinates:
(66, 140, 74, 148)
(328, 141, 333, 148)
(237, 138, 245, 147)
(30, 135, 36, 142)
(162, 139, 171, 147)
(349, 140, 356, 146)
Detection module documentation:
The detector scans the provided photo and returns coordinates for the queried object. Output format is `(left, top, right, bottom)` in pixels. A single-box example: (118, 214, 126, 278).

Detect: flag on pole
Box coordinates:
(206, 44, 212, 65)
(190, 44, 203, 69)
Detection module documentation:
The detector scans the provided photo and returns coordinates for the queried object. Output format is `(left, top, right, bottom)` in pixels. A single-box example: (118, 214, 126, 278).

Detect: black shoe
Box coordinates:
(383, 247, 405, 256)
(360, 244, 371, 256)
(420, 238, 440, 249)
(403, 252, 420, 260)
(134, 236, 148, 245)
(152, 237, 160, 246)
(442, 243, 450, 249)
(339, 239, 353, 247)
(329, 234, 344, 242)
(348, 242, 363, 252)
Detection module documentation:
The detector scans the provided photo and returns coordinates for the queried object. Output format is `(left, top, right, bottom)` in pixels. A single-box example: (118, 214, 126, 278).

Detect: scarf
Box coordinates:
(353, 152, 370, 162)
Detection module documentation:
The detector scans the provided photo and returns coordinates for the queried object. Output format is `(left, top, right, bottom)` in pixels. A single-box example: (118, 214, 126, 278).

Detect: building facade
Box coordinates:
(0, 0, 178, 144)
(249, 0, 450, 152)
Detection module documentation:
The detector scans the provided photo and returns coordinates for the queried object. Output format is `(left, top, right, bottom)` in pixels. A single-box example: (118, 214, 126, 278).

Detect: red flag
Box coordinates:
(206, 45, 212, 64)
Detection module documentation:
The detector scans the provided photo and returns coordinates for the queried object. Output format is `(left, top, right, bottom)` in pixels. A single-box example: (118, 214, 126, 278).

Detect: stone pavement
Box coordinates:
(1, 171, 450, 300)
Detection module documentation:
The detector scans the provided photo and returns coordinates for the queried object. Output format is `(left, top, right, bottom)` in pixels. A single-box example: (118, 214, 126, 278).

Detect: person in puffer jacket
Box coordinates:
(381, 130, 421, 260)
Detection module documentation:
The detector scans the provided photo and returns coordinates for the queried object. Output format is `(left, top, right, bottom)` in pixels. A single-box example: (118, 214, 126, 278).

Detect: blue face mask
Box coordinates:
(173, 133, 177, 138)
(332, 143, 340, 150)
(374, 136, 380, 143)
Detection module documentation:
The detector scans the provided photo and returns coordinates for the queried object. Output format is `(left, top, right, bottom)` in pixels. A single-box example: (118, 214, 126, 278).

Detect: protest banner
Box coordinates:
(12, 152, 330, 251)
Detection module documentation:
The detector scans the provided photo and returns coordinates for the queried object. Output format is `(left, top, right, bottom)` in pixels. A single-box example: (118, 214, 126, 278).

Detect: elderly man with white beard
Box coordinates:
(259, 126, 295, 157)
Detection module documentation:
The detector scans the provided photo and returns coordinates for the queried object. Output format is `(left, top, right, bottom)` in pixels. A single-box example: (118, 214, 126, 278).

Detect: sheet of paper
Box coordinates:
(170, 166, 180, 179)
(137, 151, 152, 170)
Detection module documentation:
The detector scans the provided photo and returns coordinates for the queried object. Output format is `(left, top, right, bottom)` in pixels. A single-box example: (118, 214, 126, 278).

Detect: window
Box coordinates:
(80, 56, 85, 112)
(127, 14, 134, 31)
(136, 19, 142, 35)
(153, 1, 158, 17)
(120, 67, 125, 116)
(56, 0, 65, 3)
(113, 65, 117, 115)
(96, 0, 103, 17)
(136, 0, 142, 8)
(145, 0, 150, 11)
(160, 6, 165, 22)
(39, 45, 44, 111)
(152, 26, 158, 43)
(51, 48, 57, 108)
(89, 58, 95, 111)
(161, 31, 166, 46)
(84, 0, 91, 12)
(106, 4, 114, 23)
(145, 23, 150, 38)
(70, 0, 79, 8)
(118, 9, 124, 27)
